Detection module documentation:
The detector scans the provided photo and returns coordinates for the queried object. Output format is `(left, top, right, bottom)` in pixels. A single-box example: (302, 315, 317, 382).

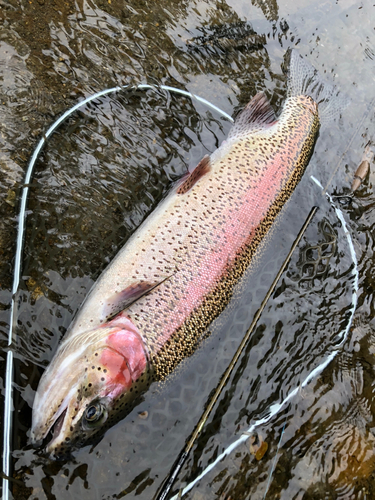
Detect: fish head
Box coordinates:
(31, 314, 151, 458)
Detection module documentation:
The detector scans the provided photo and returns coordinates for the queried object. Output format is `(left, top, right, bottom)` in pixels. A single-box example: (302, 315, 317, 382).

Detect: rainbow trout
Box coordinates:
(31, 51, 346, 458)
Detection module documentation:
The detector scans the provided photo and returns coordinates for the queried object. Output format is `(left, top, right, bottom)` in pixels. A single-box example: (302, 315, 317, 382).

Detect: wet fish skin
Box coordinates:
(31, 51, 345, 457)
(31, 95, 318, 457)
(65, 95, 318, 344)
(31, 313, 152, 457)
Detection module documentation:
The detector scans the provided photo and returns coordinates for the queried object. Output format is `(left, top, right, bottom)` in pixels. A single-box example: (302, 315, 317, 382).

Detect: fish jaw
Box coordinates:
(31, 314, 151, 458)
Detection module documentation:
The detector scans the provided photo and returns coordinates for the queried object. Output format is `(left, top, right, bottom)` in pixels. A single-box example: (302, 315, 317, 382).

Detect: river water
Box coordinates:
(1, 0, 375, 498)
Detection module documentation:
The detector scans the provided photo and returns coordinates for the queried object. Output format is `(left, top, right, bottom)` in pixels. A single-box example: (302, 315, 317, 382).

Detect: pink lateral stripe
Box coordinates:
(157, 152, 288, 346)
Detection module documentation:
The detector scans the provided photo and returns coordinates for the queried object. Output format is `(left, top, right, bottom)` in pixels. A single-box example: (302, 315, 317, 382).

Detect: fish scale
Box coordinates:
(31, 51, 346, 457)
(124, 96, 318, 372)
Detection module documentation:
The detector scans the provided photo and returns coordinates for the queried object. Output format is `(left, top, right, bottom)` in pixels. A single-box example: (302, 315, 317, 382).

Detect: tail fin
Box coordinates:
(286, 49, 349, 124)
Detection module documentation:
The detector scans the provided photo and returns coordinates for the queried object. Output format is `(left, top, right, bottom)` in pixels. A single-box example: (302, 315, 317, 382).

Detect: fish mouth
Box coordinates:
(50, 408, 67, 444)
(30, 406, 69, 459)
(37, 408, 69, 457)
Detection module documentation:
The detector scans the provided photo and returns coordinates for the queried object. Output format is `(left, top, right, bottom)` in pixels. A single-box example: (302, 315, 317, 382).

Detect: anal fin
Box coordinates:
(227, 93, 276, 141)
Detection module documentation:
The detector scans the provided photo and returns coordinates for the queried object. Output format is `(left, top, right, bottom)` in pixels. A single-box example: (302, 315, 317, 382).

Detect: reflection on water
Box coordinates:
(1, 0, 375, 498)
(252, 0, 279, 22)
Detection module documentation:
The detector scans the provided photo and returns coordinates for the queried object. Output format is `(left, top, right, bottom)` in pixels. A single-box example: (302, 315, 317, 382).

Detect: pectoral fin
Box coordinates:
(103, 277, 172, 320)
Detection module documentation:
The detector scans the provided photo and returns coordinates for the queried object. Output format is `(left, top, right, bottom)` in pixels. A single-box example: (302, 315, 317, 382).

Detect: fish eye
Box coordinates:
(83, 402, 107, 427)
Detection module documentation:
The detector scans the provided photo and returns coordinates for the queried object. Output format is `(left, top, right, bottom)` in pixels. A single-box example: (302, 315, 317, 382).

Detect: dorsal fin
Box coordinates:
(176, 155, 211, 195)
(227, 92, 276, 141)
